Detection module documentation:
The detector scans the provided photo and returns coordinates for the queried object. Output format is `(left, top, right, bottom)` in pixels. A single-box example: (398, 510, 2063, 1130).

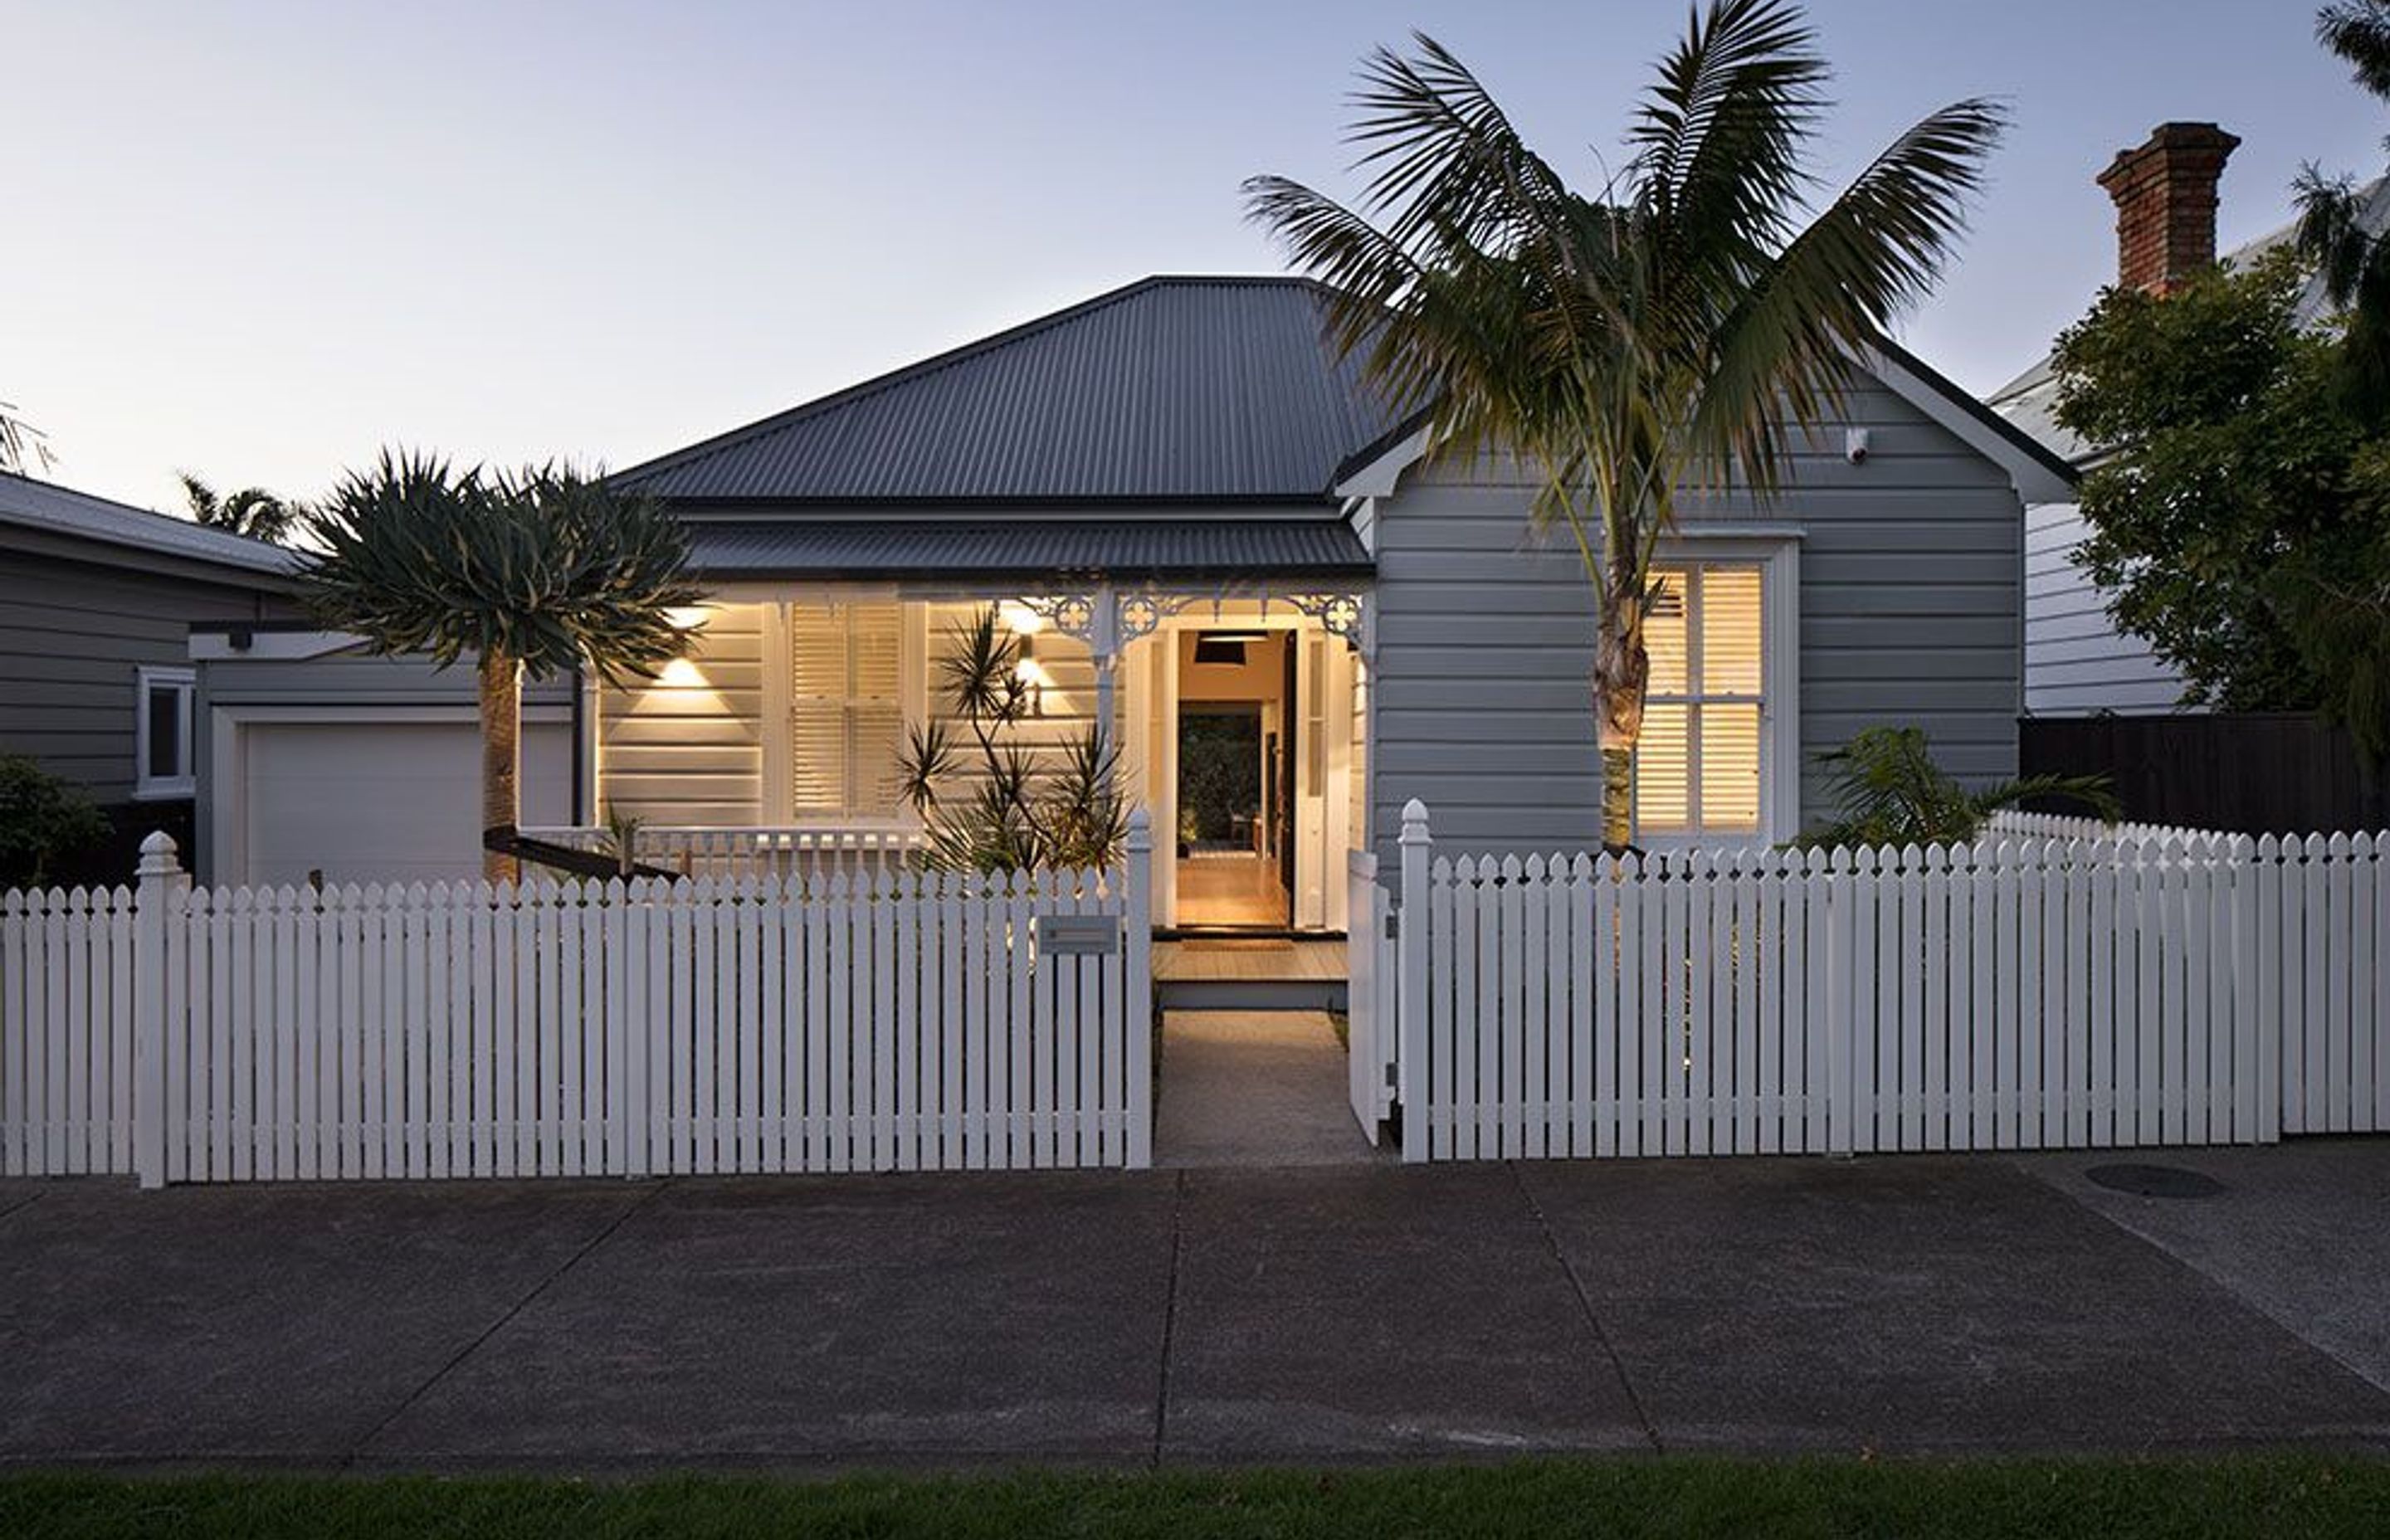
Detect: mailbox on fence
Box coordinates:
(1035, 914, 1120, 956)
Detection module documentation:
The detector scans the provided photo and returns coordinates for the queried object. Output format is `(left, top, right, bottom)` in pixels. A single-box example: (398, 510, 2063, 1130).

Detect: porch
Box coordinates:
(565, 572, 1373, 936)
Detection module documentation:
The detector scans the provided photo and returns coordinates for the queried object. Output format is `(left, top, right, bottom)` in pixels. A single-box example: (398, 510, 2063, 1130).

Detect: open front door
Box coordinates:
(1145, 636, 1177, 925)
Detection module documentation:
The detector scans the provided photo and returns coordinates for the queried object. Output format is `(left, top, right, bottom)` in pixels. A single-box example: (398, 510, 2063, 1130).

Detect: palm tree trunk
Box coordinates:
(480, 651, 521, 885)
(1593, 571, 1650, 855)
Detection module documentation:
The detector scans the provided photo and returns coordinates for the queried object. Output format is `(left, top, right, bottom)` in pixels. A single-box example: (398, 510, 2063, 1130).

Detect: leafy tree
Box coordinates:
(178, 472, 305, 545)
(1796, 727, 2116, 850)
(297, 451, 702, 882)
(1246, 0, 2002, 849)
(894, 607, 1129, 872)
(2049, 249, 2390, 758)
(0, 755, 110, 889)
(2298, 2, 2390, 417)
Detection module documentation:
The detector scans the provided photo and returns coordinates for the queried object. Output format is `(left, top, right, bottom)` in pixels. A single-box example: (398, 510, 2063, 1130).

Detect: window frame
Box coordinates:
(134, 664, 198, 800)
(1630, 534, 1800, 848)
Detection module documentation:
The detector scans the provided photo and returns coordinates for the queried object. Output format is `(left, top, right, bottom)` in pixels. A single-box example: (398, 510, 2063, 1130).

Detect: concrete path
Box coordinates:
(1153, 1010, 1380, 1168)
(2, 1146, 2388, 1471)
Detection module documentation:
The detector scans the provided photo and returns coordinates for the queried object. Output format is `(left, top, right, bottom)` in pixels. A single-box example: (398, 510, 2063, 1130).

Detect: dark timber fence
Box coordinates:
(2020, 713, 2390, 836)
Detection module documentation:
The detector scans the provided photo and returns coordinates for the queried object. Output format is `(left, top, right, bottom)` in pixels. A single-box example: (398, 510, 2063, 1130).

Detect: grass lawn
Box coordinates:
(5, 1456, 2389, 1538)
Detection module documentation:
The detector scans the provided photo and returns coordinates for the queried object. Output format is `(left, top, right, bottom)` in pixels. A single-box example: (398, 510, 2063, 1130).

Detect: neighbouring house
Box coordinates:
(1, 470, 299, 879)
(193, 274, 2070, 923)
(1990, 121, 2390, 715)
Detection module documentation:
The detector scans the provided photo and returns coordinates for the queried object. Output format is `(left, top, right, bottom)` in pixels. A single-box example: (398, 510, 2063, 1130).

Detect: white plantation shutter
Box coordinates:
(788, 602, 904, 819)
(1634, 564, 1766, 835)
(1700, 568, 1763, 695)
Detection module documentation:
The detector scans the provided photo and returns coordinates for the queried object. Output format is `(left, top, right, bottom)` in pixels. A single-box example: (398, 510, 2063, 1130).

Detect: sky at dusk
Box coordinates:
(5, 0, 2384, 512)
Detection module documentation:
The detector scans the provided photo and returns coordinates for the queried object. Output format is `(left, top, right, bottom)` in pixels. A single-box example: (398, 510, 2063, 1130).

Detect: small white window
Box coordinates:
(1636, 565, 1765, 836)
(135, 665, 196, 799)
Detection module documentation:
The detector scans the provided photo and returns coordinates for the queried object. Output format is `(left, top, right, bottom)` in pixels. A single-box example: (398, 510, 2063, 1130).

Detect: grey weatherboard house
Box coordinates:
(2, 470, 298, 877)
(193, 274, 2072, 928)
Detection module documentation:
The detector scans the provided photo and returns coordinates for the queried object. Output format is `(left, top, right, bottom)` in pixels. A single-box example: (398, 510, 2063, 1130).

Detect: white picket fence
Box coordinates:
(1378, 802, 2388, 1162)
(1, 816, 1153, 1185)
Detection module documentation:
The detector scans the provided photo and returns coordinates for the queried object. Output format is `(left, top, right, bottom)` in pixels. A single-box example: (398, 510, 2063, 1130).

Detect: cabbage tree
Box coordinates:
(298, 451, 702, 882)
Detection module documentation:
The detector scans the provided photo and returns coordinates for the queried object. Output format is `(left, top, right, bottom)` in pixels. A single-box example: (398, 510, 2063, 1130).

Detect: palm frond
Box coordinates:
(2319, 2, 2390, 100)
(2295, 166, 2378, 309)
(1694, 98, 2007, 493)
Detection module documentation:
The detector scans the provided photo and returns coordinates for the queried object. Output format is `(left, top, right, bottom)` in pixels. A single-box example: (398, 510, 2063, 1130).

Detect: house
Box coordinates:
(193, 274, 2070, 925)
(1, 470, 299, 878)
(1989, 121, 2390, 715)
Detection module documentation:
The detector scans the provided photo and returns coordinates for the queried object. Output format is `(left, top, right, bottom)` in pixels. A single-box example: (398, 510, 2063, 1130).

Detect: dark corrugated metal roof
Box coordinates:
(613, 277, 1406, 503)
(686, 519, 1372, 581)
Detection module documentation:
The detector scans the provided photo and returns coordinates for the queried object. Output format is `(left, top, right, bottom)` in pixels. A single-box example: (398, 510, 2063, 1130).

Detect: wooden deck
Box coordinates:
(1173, 852, 1290, 928)
(1154, 938, 1344, 984)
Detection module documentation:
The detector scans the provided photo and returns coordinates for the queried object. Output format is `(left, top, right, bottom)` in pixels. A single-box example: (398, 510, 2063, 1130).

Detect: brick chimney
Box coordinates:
(2096, 123, 2241, 296)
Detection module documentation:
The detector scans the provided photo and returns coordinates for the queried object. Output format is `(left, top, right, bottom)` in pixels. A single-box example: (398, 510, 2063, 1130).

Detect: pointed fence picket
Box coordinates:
(0, 816, 1152, 1185)
(1384, 800, 2389, 1162)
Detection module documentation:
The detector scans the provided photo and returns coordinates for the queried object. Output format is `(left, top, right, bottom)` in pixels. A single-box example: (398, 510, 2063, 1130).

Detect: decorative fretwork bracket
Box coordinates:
(1286, 591, 1371, 657)
(1022, 585, 1193, 659)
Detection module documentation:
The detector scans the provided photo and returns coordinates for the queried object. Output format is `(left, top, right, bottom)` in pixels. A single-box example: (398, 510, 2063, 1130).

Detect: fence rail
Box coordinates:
(1388, 802, 2386, 1162)
(2, 818, 1153, 1185)
(519, 824, 928, 882)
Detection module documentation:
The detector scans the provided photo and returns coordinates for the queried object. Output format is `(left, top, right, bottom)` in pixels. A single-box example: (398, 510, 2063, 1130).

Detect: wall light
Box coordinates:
(1015, 634, 1050, 715)
(665, 606, 714, 632)
(660, 657, 709, 688)
(999, 601, 1046, 636)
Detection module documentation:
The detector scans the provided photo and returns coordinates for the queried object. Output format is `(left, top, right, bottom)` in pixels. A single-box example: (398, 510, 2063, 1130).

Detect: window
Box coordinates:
(1635, 564, 1764, 836)
(788, 602, 904, 819)
(135, 665, 196, 799)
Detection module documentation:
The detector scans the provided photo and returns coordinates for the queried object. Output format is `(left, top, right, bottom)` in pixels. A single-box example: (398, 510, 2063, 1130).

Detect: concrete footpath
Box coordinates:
(2, 1144, 2389, 1471)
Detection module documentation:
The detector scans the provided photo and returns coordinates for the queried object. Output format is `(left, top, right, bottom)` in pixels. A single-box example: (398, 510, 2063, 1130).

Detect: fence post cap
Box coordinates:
(1399, 799, 1432, 843)
(1124, 807, 1152, 850)
(135, 831, 181, 877)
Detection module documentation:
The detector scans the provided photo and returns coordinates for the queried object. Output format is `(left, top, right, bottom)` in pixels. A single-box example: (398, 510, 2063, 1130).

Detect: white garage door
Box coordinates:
(240, 720, 573, 887)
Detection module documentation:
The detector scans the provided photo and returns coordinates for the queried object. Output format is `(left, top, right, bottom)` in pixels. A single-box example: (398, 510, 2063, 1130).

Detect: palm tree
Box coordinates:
(178, 472, 305, 544)
(297, 451, 703, 882)
(2297, 2, 2390, 417)
(1246, 0, 2002, 849)
(0, 400, 51, 476)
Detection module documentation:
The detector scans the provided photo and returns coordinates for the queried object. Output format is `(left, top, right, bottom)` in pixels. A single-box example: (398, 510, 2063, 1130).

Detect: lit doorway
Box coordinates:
(1128, 602, 1363, 934)
(1173, 630, 1292, 929)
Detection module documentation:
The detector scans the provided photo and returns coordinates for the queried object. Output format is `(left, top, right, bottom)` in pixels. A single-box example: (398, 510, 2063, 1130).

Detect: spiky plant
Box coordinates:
(297, 451, 703, 882)
(1795, 727, 2119, 850)
(895, 606, 1130, 872)
(1246, 0, 2003, 850)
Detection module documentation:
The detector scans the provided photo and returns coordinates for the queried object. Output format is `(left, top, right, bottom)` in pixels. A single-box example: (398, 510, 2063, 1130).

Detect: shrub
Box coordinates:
(0, 756, 110, 889)
(1795, 727, 2117, 850)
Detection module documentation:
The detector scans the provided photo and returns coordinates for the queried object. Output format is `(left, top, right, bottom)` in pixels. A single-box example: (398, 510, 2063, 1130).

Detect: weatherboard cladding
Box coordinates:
(685, 519, 1372, 580)
(614, 278, 1407, 503)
